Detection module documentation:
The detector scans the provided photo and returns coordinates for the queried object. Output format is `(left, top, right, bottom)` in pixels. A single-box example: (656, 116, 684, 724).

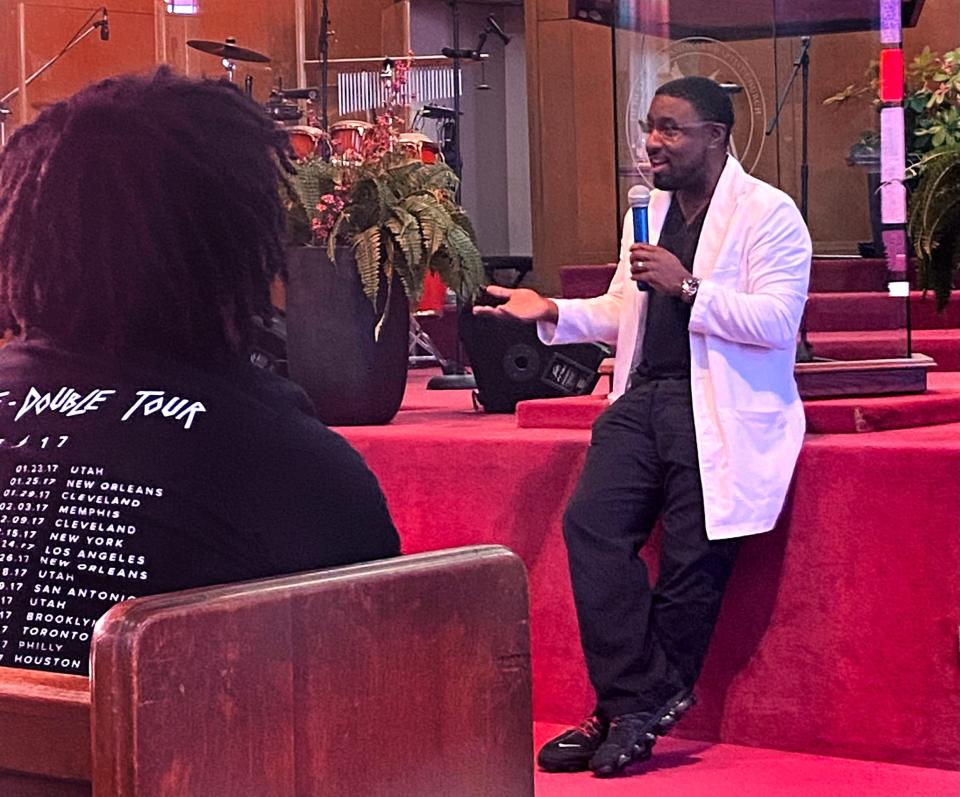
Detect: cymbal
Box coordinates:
(187, 38, 270, 63)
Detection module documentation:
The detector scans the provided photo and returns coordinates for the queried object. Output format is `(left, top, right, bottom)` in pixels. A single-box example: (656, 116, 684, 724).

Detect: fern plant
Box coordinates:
(289, 150, 486, 319)
(907, 145, 960, 310)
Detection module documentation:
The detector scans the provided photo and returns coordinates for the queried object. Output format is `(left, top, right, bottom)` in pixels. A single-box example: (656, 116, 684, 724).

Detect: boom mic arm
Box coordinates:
(486, 15, 511, 45)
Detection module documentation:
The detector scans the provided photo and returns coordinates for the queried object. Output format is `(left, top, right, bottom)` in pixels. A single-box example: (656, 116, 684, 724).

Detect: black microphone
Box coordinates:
(422, 104, 461, 119)
(98, 8, 109, 41)
(441, 47, 477, 60)
(486, 15, 511, 45)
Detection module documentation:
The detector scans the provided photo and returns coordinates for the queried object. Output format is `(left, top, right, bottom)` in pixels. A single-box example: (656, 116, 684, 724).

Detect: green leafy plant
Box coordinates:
(906, 145, 960, 309)
(825, 46, 960, 168)
(287, 139, 485, 323)
(825, 46, 960, 307)
(284, 53, 485, 333)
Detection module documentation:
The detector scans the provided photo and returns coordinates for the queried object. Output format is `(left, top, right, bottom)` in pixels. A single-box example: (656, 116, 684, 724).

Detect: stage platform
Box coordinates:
(516, 371, 960, 433)
(335, 370, 959, 771)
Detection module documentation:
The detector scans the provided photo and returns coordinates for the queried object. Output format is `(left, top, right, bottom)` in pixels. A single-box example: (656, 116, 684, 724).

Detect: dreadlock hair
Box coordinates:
(655, 76, 735, 144)
(0, 68, 294, 365)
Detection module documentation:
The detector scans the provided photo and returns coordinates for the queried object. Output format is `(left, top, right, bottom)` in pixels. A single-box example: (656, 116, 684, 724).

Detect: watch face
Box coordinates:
(681, 278, 700, 302)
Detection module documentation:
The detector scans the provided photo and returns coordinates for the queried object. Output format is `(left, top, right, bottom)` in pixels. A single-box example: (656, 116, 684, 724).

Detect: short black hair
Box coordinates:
(0, 68, 293, 364)
(655, 76, 735, 141)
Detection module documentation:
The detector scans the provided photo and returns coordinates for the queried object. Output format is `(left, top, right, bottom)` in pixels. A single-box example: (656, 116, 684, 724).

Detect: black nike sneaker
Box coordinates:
(537, 714, 609, 772)
(589, 689, 697, 777)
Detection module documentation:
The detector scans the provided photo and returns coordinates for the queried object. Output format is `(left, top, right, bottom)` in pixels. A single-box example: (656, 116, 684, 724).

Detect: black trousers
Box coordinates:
(563, 377, 740, 719)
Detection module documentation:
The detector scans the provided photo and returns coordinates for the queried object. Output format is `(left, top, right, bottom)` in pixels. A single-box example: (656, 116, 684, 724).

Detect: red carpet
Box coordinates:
(337, 372, 960, 771)
(533, 724, 960, 796)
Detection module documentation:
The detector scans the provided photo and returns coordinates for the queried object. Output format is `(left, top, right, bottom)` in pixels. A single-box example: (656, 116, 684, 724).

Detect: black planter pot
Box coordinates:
(285, 246, 410, 425)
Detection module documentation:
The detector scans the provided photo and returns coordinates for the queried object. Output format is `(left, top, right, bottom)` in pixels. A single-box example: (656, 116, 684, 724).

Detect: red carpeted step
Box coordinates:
(910, 291, 960, 329)
(559, 259, 893, 300)
(559, 264, 616, 299)
(516, 372, 960, 433)
(556, 260, 896, 300)
(516, 394, 606, 430)
(802, 371, 960, 432)
(808, 257, 888, 292)
(806, 291, 960, 332)
(805, 292, 906, 331)
(808, 329, 960, 370)
(533, 724, 960, 796)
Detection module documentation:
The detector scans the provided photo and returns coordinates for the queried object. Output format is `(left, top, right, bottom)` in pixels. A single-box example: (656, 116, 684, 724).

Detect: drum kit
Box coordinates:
(187, 37, 446, 168)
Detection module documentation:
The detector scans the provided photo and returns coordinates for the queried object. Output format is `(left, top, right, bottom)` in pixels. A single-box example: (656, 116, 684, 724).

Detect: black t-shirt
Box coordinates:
(634, 199, 707, 380)
(0, 338, 400, 675)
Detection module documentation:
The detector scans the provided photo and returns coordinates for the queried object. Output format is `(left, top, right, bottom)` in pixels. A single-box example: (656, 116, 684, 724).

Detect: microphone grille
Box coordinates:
(627, 184, 651, 208)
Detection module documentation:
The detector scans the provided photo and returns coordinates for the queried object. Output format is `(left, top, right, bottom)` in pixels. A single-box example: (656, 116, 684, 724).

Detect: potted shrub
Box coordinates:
(907, 145, 960, 309)
(825, 45, 960, 278)
(281, 116, 486, 425)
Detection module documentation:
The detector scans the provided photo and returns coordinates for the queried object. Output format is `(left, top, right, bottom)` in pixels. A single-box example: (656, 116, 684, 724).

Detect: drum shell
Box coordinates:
(397, 132, 443, 164)
(329, 120, 374, 159)
(288, 125, 328, 161)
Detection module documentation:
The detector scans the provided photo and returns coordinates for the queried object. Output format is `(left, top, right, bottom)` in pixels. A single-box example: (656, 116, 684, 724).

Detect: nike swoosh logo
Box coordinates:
(557, 743, 582, 748)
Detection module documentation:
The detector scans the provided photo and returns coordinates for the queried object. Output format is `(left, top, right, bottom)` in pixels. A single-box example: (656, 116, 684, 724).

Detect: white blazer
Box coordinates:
(539, 157, 811, 539)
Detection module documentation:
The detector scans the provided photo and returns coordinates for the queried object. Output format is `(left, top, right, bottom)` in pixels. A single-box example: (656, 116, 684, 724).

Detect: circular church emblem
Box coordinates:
(626, 37, 767, 175)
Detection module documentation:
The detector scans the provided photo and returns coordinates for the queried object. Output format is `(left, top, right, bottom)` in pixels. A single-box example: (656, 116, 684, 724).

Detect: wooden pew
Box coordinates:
(0, 545, 532, 796)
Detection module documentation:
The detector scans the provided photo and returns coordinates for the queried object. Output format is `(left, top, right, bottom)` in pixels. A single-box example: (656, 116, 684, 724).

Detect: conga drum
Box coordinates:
(416, 272, 448, 315)
(288, 126, 328, 161)
(404, 132, 447, 313)
(397, 132, 444, 164)
(329, 120, 374, 161)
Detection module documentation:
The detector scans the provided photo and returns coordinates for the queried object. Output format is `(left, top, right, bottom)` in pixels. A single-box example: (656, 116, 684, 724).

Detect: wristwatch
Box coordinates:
(680, 276, 701, 304)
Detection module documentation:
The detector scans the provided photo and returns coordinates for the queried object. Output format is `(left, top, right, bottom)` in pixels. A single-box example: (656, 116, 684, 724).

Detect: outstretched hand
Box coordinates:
(471, 286, 559, 325)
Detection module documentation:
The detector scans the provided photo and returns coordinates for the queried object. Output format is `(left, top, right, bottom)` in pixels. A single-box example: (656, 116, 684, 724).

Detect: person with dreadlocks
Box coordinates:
(476, 77, 811, 777)
(0, 69, 400, 677)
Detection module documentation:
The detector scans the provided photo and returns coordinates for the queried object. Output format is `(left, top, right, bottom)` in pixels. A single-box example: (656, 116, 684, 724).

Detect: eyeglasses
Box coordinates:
(638, 120, 719, 141)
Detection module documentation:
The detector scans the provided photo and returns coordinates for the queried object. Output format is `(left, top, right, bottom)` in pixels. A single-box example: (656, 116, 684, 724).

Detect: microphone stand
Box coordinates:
(427, 0, 477, 390)
(766, 35, 814, 363)
(318, 0, 331, 131)
(0, 10, 106, 146)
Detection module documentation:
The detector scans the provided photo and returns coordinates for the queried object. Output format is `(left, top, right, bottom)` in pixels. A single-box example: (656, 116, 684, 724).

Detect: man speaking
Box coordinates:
(476, 76, 811, 777)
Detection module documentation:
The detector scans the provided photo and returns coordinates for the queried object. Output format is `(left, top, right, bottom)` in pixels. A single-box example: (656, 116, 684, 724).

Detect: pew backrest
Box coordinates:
(0, 545, 532, 797)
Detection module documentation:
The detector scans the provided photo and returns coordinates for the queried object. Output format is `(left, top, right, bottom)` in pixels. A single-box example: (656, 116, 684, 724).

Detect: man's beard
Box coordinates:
(653, 172, 681, 191)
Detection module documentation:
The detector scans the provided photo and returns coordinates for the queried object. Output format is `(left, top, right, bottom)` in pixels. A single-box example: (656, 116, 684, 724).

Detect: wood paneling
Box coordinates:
(526, 8, 617, 294)
(528, 0, 958, 267)
(0, 0, 403, 132)
(312, 0, 397, 60)
(160, 1, 299, 102)
(536, 0, 569, 21)
(381, 0, 410, 58)
(0, 2, 156, 129)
